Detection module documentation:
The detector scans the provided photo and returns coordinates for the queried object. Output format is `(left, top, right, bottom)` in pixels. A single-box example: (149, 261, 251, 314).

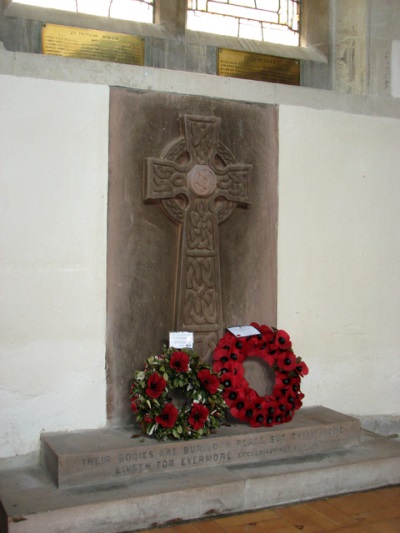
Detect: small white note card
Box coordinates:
(227, 325, 259, 338)
(169, 331, 194, 349)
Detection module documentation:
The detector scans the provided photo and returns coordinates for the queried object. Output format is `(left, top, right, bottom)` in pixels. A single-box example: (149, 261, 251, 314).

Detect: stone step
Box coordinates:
(41, 406, 360, 488)
(1, 425, 400, 533)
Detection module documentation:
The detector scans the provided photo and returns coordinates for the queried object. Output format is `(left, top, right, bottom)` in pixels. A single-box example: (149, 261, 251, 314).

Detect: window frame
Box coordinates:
(2, 0, 328, 65)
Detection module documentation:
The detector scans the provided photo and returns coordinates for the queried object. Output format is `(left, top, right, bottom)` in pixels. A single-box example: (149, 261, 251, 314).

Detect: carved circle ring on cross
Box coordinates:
(212, 323, 308, 428)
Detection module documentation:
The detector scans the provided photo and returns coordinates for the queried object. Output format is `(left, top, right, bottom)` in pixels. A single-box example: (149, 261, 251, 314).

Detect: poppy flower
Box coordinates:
(242, 334, 260, 357)
(262, 397, 279, 426)
(272, 330, 292, 351)
(188, 403, 209, 430)
(146, 372, 167, 399)
(250, 409, 266, 428)
(155, 403, 179, 428)
(294, 392, 305, 409)
(249, 396, 268, 428)
(273, 372, 291, 389)
(239, 401, 258, 423)
(197, 369, 220, 395)
(257, 349, 275, 366)
(170, 351, 189, 373)
(220, 372, 247, 392)
(223, 387, 246, 408)
(143, 413, 153, 424)
(296, 360, 309, 377)
(228, 348, 245, 364)
(213, 345, 231, 362)
(212, 359, 245, 378)
(230, 396, 247, 419)
(214, 333, 247, 363)
(276, 350, 297, 371)
(130, 395, 139, 413)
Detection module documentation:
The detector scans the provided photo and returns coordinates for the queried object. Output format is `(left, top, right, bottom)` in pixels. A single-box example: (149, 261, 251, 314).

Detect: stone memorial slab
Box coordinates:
(107, 90, 278, 427)
(41, 407, 360, 488)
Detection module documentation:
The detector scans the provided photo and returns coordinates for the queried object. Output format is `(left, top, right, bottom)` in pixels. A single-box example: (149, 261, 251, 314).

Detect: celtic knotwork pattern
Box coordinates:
(187, 119, 217, 164)
(162, 198, 185, 223)
(144, 115, 252, 360)
(218, 169, 250, 201)
(183, 256, 217, 326)
(193, 331, 220, 360)
(152, 163, 186, 194)
(188, 199, 213, 251)
(215, 141, 236, 166)
(161, 138, 187, 162)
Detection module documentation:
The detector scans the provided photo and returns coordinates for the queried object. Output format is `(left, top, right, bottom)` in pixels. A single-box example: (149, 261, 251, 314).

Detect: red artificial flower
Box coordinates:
(260, 396, 278, 426)
(155, 403, 179, 428)
(198, 369, 220, 395)
(143, 414, 153, 424)
(212, 359, 227, 374)
(250, 409, 266, 428)
(146, 372, 167, 399)
(296, 360, 309, 377)
(212, 359, 245, 378)
(276, 350, 297, 371)
(220, 372, 247, 392)
(130, 395, 139, 413)
(213, 345, 231, 362)
(237, 401, 257, 423)
(188, 402, 209, 430)
(257, 349, 275, 366)
(230, 395, 247, 419)
(272, 330, 292, 351)
(228, 346, 245, 364)
(239, 399, 268, 427)
(294, 392, 305, 409)
(213, 333, 245, 363)
(290, 377, 302, 396)
(223, 387, 246, 408)
(242, 334, 260, 357)
(170, 351, 190, 373)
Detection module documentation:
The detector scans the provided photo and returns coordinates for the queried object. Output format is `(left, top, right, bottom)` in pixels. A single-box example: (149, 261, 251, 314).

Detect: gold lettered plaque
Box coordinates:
(218, 48, 300, 86)
(42, 23, 144, 66)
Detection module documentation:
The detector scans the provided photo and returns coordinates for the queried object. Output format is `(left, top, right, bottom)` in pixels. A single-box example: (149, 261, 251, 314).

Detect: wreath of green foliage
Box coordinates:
(130, 347, 227, 441)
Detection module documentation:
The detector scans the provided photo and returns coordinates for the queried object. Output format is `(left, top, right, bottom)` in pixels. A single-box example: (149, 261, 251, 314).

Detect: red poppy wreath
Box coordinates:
(130, 347, 227, 440)
(212, 323, 308, 428)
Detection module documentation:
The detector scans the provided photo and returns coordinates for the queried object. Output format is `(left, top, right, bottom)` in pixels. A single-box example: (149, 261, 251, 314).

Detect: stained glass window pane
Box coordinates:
(9, 0, 154, 23)
(187, 0, 301, 45)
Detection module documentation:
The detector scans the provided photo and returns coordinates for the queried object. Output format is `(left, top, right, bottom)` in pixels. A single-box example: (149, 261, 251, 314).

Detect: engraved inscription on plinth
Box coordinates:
(144, 115, 252, 360)
(41, 407, 361, 488)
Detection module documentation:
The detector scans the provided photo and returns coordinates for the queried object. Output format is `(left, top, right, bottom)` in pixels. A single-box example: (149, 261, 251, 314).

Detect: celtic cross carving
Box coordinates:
(144, 115, 252, 359)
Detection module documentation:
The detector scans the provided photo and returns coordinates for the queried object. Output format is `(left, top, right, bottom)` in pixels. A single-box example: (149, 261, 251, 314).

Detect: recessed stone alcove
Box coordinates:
(106, 89, 278, 427)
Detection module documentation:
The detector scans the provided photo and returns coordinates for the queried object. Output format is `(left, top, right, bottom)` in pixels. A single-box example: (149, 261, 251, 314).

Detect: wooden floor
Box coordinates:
(140, 485, 400, 532)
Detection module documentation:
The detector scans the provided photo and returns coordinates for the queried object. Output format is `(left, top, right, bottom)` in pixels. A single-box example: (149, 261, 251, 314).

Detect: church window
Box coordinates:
(6, 0, 154, 23)
(186, 0, 301, 46)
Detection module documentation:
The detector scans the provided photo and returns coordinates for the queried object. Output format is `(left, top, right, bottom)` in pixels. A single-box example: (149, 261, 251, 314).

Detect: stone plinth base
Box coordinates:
(41, 406, 360, 488)
(1, 407, 400, 533)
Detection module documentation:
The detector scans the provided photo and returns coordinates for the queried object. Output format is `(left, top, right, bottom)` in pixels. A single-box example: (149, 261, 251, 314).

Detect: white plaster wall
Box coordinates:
(278, 106, 400, 417)
(1, 69, 400, 460)
(0, 75, 109, 458)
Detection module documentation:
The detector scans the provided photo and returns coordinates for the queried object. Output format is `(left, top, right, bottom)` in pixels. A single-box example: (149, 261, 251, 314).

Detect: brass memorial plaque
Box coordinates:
(42, 23, 144, 66)
(218, 48, 300, 86)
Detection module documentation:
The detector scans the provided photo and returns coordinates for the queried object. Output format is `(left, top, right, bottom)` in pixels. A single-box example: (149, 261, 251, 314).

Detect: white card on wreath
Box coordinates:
(227, 325, 259, 338)
(169, 331, 194, 349)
